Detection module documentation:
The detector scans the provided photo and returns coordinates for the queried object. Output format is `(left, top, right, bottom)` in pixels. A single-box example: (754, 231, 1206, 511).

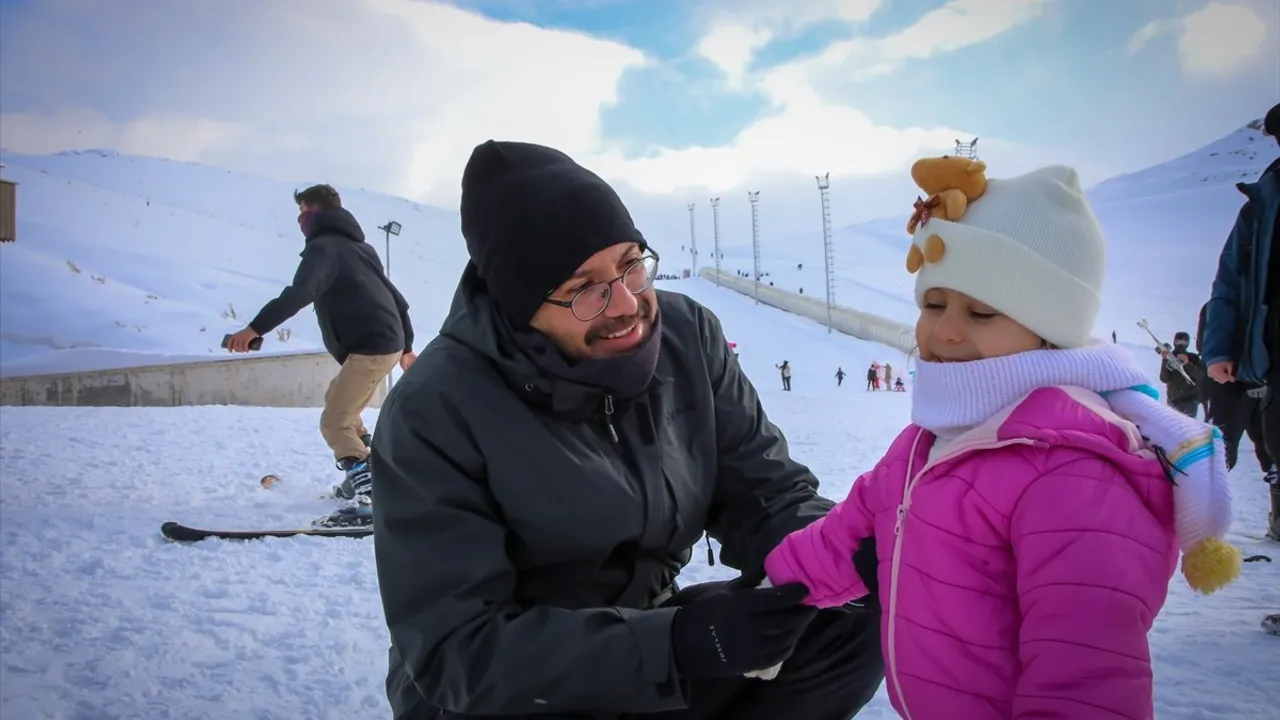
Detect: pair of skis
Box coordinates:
(161, 476, 373, 542)
(160, 521, 372, 542)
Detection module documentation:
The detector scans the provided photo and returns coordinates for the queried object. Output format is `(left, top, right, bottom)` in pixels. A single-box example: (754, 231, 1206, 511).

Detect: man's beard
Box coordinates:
(584, 296, 654, 347)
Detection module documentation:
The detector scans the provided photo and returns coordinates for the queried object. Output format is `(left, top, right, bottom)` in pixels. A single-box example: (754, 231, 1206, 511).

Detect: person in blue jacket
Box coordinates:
(1202, 102, 1280, 541)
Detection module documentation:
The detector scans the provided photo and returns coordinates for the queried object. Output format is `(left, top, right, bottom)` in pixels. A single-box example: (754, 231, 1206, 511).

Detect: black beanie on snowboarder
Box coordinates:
(459, 140, 648, 329)
(1264, 103, 1280, 145)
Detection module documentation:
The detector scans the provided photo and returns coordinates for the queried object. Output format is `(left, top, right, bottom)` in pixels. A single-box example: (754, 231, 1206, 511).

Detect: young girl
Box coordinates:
(761, 163, 1243, 720)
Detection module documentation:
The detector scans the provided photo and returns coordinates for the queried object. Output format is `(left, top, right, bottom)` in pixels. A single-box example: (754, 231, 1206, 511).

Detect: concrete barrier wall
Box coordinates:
(0, 351, 385, 408)
(698, 268, 917, 355)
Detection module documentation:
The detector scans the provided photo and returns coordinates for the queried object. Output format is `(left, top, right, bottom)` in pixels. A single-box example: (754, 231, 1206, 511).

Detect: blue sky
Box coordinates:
(0, 0, 1276, 237)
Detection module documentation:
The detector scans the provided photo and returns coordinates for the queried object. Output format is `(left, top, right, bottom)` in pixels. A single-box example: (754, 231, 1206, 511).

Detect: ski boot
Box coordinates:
(328, 437, 372, 499)
(317, 456, 374, 529)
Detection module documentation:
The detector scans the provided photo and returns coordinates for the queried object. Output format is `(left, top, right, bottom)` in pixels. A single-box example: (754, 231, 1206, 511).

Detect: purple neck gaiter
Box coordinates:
(298, 210, 318, 237)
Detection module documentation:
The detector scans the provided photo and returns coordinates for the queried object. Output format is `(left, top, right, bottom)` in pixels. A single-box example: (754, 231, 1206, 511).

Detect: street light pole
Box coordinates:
(376, 220, 402, 398)
(378, 220, 402, 278)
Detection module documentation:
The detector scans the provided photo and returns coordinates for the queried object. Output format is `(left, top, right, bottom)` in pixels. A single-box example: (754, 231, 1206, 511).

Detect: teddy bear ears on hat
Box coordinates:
(904, 155, 989, 274)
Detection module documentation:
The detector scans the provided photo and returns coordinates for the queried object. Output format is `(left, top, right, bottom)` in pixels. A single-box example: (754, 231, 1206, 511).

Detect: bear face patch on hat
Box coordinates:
(907, 164, 1107, 349)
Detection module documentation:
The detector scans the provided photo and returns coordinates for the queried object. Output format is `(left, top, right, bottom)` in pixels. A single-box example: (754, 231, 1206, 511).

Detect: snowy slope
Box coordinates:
(0, 149, 465, 376)
(4, 118, 1275, 379)
(717, 118, 1277, 350)
(1, 279, 1276, 719)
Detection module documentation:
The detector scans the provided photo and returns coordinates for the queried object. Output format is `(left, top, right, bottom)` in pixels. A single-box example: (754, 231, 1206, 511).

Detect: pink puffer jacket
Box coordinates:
(764, 386, 1179, 720)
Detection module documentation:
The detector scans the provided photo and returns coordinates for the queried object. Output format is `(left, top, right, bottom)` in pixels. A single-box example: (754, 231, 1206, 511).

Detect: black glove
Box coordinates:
(850, 536, 880, 610)
(671, 582, 817, 679)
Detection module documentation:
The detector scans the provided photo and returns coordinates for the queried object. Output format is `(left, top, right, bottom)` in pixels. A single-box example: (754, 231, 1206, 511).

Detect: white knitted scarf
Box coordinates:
(910, 342, 1232, 555)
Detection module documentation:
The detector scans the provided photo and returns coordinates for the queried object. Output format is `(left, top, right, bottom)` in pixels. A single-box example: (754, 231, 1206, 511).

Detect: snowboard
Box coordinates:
(160, 520, 373, 542)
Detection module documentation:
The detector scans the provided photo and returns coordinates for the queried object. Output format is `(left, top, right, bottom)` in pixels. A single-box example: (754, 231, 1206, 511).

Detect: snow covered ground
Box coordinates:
(2, 279, 1278, 719)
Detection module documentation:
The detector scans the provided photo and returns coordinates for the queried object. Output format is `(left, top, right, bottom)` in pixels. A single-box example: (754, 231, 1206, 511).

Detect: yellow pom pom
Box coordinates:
(1180, 537, 1242, 595)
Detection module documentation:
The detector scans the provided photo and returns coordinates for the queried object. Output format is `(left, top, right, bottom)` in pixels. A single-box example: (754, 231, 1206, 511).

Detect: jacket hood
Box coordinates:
(438, 262, 618, 418)
(1236, 155, 1280, 199)
(305, 207, 366, 244)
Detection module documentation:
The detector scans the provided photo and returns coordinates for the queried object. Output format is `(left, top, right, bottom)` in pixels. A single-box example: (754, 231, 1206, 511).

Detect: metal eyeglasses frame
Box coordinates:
(543, 251, 662, 322)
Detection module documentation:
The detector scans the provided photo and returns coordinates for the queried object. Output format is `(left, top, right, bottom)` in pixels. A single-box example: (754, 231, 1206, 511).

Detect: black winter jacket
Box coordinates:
(369, 262, 834, 718)
(248, 208, 413, 363)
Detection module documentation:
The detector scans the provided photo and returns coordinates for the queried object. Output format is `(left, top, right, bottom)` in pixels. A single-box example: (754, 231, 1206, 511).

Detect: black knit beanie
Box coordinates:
(1265, 103, 1280, 144)
(460, 140, 647, 328)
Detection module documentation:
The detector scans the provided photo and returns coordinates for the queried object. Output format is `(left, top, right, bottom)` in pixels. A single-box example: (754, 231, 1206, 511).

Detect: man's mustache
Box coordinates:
(585, 298, 653, 344)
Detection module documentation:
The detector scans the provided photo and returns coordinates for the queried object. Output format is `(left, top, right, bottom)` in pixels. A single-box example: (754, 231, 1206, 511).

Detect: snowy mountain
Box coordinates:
(2, 117, 1276, 376)
(0, 149, 466, 376)
(717, 118, 1277, 348)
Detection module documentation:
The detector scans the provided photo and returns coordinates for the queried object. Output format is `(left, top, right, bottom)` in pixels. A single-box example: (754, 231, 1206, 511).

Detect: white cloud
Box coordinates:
(773, 0, 1048, 86)
(0, 0, 1057, 235)
(693, 0, 883, 90)
(1126, 19, 1167, 54)
(1125, 2, 1268, 77)
(596, 0, 1048, 196)
(696, 24, 774, 91)
(0, 0, 647, 211)
(1178, 3, 1267, 76)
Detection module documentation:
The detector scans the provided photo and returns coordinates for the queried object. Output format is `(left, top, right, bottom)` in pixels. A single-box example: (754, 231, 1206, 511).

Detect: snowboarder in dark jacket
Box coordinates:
(1158, 331, 1207, 417)
(370, 141, 883, 720)
(225, 184, 416, 522)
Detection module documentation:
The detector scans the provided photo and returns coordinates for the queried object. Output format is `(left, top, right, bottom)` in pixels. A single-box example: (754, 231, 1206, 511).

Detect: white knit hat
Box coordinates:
(910, 165, 1106, 349)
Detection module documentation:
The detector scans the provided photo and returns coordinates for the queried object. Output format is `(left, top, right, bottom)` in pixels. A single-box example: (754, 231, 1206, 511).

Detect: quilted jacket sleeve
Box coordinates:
(762, 459, 885, 608)
(1009, 451, 1178, 719)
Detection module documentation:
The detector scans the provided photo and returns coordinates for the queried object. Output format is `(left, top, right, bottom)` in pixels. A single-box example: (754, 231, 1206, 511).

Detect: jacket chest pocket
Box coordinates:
(653, 399, 713, 542)
(492, 426, 648, 558)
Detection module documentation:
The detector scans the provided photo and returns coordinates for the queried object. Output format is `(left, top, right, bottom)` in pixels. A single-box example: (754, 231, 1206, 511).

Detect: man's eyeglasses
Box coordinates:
(544, 252, 661, 322)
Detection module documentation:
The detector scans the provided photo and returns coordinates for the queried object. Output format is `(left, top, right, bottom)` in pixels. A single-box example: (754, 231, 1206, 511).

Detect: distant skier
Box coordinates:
(1157, 331, 1206, 418)
(883, 362, 893, 388)
(776, 360, 792, 391)
(1112, 330, 1117, 343)
(865, 364, 878, 391)
(893, 377, 905, 392)
(224, 183, 416, 526)
(835, 367, 845, 387)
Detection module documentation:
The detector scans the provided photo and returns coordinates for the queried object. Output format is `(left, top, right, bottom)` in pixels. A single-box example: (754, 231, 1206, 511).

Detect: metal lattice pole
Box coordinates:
(817, 173, 835, 333)
(686, 203, 698, 276)
(954, 137, 979, 159)
(710, 197, 721, 286)
(748, 190, 761, 305)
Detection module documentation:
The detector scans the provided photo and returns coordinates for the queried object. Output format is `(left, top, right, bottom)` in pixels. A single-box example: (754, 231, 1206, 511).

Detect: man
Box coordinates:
(1202, 102, 1280, 540)
(1157, 331, 1207, 418)
(226, 184, 416, 525)
(370, 141, 883, 719)
(1198, 302, 1275, 480)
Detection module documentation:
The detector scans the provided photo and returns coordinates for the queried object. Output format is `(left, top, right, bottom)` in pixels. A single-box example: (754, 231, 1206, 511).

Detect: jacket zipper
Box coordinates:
(602, 394, 715, 567)
(602, 395, 619, 444)
(886, 433, 1039, 720)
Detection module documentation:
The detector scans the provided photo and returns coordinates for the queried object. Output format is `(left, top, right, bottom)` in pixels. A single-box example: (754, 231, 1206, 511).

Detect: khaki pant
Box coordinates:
(320, 352, 402, 461)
